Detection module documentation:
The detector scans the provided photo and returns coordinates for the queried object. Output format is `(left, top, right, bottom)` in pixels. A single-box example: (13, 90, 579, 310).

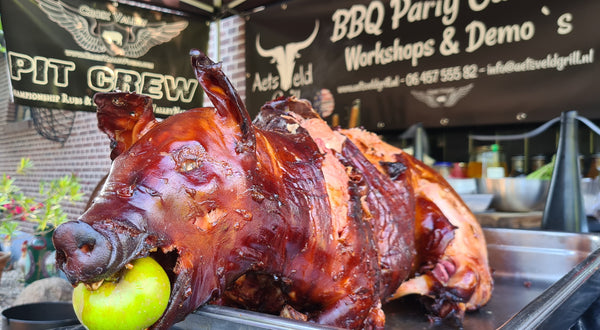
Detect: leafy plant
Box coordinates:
(1, 158, 82, 239)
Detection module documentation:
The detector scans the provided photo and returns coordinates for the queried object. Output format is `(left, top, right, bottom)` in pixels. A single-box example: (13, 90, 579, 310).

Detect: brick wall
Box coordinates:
(0, 15, 246, 222)
(205, 16, 246, 105)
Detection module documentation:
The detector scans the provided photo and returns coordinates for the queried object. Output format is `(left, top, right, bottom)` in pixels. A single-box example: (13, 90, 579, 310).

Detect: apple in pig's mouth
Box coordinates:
(72, 256, 171, 330)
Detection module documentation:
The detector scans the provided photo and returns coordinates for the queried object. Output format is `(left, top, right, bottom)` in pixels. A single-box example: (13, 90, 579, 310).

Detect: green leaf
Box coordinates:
(16, 157, 33, 175)
(2, 157, 83, 236)
(0, 221, 19, 238)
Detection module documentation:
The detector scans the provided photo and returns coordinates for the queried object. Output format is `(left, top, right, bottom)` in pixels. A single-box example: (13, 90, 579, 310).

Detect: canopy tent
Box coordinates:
(1, 0, 280, 143)
(131, 0, 283, 19)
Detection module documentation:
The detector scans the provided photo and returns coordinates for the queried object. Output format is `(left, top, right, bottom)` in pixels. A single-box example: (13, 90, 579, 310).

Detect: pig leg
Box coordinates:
(315, 296, 385, 329)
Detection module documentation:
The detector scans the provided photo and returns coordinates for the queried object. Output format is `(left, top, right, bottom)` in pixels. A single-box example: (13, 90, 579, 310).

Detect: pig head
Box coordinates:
(53, 50, 413, 329)
(53, 86, 263, 327)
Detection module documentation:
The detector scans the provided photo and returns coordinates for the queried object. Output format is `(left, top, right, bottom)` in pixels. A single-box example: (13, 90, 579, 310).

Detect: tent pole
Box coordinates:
(216, 18, 221, 61)
(214, 0, 222, 61)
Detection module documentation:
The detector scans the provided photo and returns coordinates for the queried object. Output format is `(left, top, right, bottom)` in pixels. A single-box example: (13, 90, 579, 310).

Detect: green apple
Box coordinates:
(72, 257, 171, 330)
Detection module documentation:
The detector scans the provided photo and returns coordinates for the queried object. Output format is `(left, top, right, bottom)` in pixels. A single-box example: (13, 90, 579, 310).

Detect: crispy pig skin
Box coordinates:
(255, 97, 416, 299)
(53, 50, 491, 330)
(341, 128, 493, 319)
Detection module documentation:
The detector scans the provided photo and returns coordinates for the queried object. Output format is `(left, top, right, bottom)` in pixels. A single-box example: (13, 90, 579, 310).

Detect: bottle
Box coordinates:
(348, 99, 361, 128)
(484, 144, 506, 178)
(467, 146, 488, 178)
(510, 155, 526, 177)
(331, 114, 340, 127)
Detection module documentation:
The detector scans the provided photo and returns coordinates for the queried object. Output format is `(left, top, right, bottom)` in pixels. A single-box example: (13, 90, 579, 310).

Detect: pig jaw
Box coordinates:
(52, 214, 205, 329)
(53, 218, 152, 285)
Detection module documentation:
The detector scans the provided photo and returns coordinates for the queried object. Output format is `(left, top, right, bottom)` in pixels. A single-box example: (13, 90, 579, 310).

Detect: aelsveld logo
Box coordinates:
(253, 20, 318, 93)
(37, 0, 188, 58)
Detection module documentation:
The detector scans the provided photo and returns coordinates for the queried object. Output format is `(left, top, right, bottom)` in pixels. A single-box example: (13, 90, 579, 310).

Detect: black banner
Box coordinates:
(245, 0, 600, 130)
(0, 0, 209, 116)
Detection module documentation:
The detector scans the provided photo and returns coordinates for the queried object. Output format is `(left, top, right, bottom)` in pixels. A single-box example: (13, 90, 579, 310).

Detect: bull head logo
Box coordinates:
(256, 20, 319, 91)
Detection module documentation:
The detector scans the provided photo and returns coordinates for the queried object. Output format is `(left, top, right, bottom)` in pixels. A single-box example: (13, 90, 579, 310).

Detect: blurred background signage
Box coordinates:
(0, 0, 209, 117)
(245, 0, 600, 131)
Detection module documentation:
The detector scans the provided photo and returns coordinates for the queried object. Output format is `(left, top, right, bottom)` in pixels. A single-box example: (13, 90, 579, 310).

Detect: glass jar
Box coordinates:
(510, 155, 526, 177)
(531, 155, 546, 172)
(587, 153, 600, 179)
(484, 144, 507, 178)
(467, 144, 507, 178)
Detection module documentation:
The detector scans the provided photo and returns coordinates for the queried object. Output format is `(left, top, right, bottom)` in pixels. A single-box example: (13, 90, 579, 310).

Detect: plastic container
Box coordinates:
(450, 162, 467, 178)
(433, 161, 452, 178)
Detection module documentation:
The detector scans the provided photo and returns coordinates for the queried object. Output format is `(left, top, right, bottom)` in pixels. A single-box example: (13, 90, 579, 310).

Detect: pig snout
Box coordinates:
(53, 221, 115, 285)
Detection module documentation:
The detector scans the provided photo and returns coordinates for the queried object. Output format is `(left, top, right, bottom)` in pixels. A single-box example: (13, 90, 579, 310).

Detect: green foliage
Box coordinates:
(17, 157, 33, 174)
(1, 158, 83, 238)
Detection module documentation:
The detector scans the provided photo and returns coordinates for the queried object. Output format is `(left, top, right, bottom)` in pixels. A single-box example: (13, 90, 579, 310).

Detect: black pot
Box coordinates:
(1, 302, 80, 330)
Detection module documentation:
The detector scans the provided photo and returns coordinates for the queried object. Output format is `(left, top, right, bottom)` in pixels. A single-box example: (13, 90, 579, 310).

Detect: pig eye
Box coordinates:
(172, 145, 207, 173)
(112, 97, 126, 107)
(180, 159, 198, 172)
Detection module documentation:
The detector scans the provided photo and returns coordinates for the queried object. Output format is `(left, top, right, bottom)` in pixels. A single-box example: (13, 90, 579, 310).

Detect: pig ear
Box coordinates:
(190, 50, 256, 152)
(94, 92, 158, 160)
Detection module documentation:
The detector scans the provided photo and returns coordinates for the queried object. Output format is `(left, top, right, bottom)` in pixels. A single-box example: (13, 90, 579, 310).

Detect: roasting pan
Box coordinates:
(171, 228, 600, 330)
(51, 228, 600, 330)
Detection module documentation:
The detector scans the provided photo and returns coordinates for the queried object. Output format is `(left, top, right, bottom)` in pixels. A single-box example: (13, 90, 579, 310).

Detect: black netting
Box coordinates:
(30, 108, 76, 144)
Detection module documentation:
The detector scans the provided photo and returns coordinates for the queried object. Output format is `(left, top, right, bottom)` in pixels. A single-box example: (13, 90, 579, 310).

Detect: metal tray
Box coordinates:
(174, 228, 600, 329)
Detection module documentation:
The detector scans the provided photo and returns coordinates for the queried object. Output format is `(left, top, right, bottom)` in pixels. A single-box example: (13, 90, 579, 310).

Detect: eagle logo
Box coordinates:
(410, 84, 474, 108)
(37, 0, 189, 58)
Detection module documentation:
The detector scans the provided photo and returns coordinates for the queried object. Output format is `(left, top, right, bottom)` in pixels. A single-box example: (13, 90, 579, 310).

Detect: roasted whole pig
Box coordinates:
(53, 50, 492, 329)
